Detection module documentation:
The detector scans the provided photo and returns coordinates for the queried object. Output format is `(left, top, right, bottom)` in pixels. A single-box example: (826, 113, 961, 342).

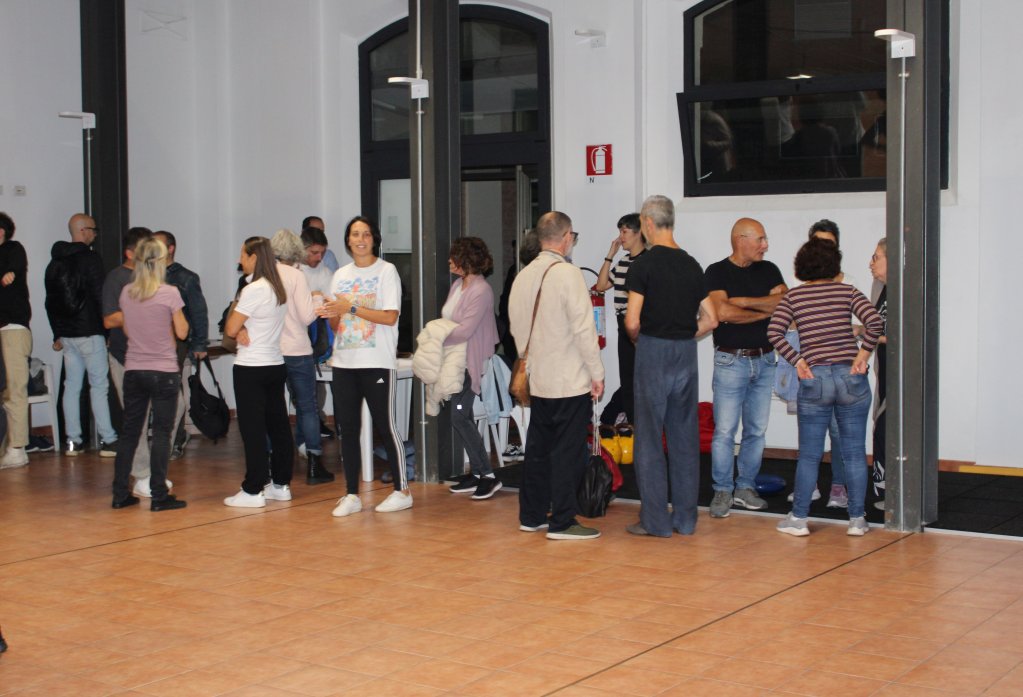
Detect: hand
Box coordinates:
(319, 296, 351, 318)
(236, 328, 251, 347)
(53, 340, 63, 351)
(851, 348, 871, 375)
(607, 238, 622, 258)
(591, 379, 604, 401)
(1, 271, 14, 287)
(796, 359, 814, 380)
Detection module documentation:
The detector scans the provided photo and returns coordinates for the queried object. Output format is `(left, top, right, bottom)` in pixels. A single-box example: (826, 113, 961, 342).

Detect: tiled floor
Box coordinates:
(2, 433, 1023, 696)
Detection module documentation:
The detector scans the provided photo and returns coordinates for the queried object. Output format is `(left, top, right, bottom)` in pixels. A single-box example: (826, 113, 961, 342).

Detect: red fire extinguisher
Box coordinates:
(590, 285, 606, 349)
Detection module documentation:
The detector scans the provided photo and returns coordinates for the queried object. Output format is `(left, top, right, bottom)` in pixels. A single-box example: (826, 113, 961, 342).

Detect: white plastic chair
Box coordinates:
(27, 362, 60, 442)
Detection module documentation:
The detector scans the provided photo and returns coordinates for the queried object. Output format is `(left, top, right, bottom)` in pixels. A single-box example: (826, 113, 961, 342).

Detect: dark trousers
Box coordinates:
(233, 364, 294, 494)
(519, 393, 591, 533)
(112, 370, 180, 501)
(633, 335, 700, 536)
(447, 369, 492, 476)
(617, 314, 637, 423)
(332, 367, 405, 494)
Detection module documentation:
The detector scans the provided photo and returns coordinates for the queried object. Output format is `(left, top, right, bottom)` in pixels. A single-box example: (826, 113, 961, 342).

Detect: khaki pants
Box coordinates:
(1, 327, 32, 449)
(108, 354, 151, 478)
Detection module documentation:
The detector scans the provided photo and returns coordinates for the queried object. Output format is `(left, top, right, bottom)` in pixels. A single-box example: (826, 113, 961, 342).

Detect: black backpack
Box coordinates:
(188, 356, 230, 442)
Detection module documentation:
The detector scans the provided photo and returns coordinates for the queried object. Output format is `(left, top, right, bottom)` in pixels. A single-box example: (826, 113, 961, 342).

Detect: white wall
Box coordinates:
(7, 0, 1021, 469)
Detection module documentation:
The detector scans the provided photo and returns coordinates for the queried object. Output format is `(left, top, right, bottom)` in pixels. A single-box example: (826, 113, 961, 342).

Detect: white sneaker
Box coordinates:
(263, 482, 292, 501)
(787, 487, 821, 503)
(0, 447, 29, 469)
(297, 443, 307, 458)
(224, 490, 266, 508)
(132, 477, 174, 498)
(332, 494, 363, 517)
(375, 490, 413, 513)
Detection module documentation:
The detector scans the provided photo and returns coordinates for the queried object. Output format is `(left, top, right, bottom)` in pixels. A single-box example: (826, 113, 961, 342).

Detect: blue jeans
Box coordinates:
(285, 354, 321, 455)
(711, 350, 778, 492)
(633, 335, 700, 536)
(827, 416, 846, 487)
(792, 364, 872, 519)
(61, 335, 117, 443)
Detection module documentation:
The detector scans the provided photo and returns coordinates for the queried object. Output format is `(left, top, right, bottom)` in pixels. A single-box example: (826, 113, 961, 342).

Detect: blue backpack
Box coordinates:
(308, 318, 334, 366)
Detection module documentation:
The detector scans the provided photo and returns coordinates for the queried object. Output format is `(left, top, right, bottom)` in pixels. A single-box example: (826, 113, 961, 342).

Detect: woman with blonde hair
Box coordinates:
(223, 236, 294, 507)
(111, 237, 189, 511)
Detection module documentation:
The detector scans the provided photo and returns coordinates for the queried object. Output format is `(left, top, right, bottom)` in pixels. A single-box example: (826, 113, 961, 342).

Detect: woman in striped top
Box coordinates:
(767, 238, 883, 537)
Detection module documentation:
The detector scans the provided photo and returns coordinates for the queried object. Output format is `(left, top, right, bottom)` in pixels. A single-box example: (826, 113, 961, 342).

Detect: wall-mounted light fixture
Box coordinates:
(875, 28, 916, 58)
(388, 76, 429, 100)
(574, 29, 606, 48)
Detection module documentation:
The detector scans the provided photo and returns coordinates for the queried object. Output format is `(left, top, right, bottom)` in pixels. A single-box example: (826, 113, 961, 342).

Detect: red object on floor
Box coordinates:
(699, 401, 714, 454)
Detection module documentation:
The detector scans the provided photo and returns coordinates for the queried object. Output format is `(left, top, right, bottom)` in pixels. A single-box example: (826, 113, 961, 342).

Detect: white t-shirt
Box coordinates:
(441, 282, 463, 320)
(328, 258, 401, 370)
(301, 263, 334, 296)
(234, 278, 287, 367)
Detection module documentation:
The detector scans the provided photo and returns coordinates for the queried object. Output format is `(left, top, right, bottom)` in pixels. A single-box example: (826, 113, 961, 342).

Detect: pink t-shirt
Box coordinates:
(120, 284, 185, 373)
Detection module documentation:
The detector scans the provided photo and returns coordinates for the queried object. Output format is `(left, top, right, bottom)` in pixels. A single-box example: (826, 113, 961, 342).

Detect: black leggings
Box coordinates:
(234, 364, 294, 494)
(332, 367, 405, 494)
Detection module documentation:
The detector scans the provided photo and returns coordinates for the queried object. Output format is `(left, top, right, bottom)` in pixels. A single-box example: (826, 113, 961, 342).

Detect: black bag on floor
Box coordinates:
(577, 410, 613, 518)
(189, 356, 230, 442)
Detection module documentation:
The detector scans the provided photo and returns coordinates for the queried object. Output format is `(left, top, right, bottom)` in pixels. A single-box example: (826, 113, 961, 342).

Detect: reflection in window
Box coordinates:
(370, 33, 410, 141)
(692, 90, 886, 184)
(460, 20, 538, 135)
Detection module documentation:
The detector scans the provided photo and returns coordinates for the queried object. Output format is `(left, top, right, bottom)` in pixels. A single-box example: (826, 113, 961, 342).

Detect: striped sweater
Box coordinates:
(767, 282, 883, 367)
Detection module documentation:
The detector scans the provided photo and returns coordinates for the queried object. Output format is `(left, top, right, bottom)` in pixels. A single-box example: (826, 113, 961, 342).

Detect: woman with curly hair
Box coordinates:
(441, 237, 501, 499)
(768, 237, 883, 537)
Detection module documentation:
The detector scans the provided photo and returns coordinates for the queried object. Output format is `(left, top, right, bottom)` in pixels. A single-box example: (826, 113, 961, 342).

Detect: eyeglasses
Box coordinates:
(569, 231, 579, 244)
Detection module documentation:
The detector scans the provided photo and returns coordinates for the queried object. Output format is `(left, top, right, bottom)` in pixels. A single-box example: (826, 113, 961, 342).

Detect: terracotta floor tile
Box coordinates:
(700, 656, 804, 689)
(457, 669, 570, 697)
(579, 664, 686, 695)
(386, 657, 494, 690)
(813, 649, 918, 681)
(776, 668, 888, 696)
(79, 656, 189, 690)
(657, 676, 768, 696)
(897, 660, 1005, 695)
(0, 674, 126, 697)
(505, 651, 609, 681)
(263, 664, 372, 696)
(619, 647, 727, 676)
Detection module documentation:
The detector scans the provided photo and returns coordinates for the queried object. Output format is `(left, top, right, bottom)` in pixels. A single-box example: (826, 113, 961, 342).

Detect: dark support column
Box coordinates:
(410, 0, 461, 483)
(80, 0, 129, 271)
(884, 0, 941, 530)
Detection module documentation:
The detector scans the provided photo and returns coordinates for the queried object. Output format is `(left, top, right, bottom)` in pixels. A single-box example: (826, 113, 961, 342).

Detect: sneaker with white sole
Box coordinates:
(132, 477, 174, 498)
(826, 484, 849, 508)
(787, 487, 821, 503)
(546, 524, 600, 540)
(98, 440, 118, 458)
(448, 474, 480, 494)
(0, 447, 29, 469)
(224, 490, 266, 508)
(375, 490, 413, 513)
(873, 499, 886, 511)
(732, 488, 768, 511)
(502, 444, 525, 462)
(471, 477, 502, 500)
(519, 521, 550, 532)
(263, 482, 292, 501)
(65, 439, 85, 456)
(847, 516, 870, 536)
(709, 490, 733, 518)
(332, 494, 363, 517)
(776, 513, 810, 536)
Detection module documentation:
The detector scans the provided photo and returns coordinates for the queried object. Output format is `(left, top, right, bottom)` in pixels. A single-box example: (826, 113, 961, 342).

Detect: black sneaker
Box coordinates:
(26, 435, 54, 453)
(151, 495, 188, 512)
(449, 474, 480, 494)
(65, 439, 85, 456)
(99, 440, 118, 458)
(169, 432, 190, 460)
(471, 477, 503, 500)
(319, 421, 335, 439)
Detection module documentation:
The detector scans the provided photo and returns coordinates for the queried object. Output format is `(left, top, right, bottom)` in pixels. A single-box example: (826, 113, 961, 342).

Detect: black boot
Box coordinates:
(306, 452, 335, 485)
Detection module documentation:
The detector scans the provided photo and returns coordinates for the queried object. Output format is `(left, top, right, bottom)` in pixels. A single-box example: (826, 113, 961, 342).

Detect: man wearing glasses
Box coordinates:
(509, 212, 604, 540)
(704, 218, 787, 518)
(44, 213, 119, 457)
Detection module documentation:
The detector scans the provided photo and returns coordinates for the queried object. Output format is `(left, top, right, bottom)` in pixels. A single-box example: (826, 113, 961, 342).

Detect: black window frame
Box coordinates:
(678, 0, 949, 198)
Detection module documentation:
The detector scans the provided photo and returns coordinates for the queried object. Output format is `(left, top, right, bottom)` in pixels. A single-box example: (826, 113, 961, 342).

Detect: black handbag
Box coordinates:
(577, 408, 613, 518)
(188, 356, 230, 442)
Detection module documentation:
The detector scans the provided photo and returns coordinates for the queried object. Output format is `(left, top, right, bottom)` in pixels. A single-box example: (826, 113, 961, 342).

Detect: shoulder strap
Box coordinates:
(522, 261, 563, 360)
(201, 355, 225, 396)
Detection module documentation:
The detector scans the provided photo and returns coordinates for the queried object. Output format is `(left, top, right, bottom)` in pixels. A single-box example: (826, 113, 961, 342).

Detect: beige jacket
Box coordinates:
(508, 250, 604, 398)
(412, 318, 467, 416)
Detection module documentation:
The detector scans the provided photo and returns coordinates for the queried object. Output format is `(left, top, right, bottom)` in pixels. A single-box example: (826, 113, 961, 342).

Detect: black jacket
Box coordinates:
(0, 240, 31, 328)
(44, 241, 105, 341)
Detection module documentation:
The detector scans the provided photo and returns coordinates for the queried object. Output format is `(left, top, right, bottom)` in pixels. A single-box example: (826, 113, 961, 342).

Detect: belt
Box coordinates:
(716, 347, 772, 358)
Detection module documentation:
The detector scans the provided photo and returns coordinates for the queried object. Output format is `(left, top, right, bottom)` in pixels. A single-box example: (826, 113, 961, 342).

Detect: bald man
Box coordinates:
(44, 213, 119, 456)
(704, 218, 787, 518)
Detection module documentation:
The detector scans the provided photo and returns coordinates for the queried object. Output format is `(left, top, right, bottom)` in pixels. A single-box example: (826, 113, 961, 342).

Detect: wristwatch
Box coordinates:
(349, 305, 358, 316)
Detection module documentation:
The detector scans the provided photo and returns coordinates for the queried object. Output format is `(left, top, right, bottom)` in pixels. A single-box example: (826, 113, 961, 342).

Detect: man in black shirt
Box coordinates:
(624, 195, 717, 537)
(704, 218, 787, 518)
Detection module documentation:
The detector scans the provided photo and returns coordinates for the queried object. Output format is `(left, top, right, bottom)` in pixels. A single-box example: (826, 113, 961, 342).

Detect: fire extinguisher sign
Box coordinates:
(586, 144, 612, 177)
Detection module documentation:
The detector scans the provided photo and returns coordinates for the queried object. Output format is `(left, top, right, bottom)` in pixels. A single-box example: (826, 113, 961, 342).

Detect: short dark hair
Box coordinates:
(153, 229, 176, 249)
(808, 219, 840, 246)
(617, 213, 640, 232)
(302, 215, 323, 230)
(124, 226, 152, 253)
(794, 237, 842, 282)
(300, 226, 328, 248)
(343, 216, 381, 257)
(449, 237, 494, 277)
(0, 212, 15, 240)
(520, 229, 541, 265)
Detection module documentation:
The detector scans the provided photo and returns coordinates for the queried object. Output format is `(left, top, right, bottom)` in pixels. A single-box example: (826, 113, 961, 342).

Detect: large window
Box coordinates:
(678, 0, 947, 196)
